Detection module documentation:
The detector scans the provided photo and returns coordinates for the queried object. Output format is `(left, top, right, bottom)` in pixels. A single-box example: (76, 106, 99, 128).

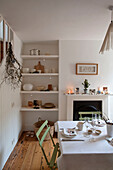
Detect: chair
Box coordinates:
(36, 120, 61, 170)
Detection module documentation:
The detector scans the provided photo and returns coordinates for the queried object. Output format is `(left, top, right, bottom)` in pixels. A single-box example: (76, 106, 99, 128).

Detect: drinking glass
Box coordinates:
(84, 117, 90, 138)
(90, 113, 96, 142)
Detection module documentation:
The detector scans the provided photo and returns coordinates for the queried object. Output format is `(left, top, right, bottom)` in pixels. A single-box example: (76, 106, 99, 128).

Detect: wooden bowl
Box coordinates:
(95, 130, 101, 135)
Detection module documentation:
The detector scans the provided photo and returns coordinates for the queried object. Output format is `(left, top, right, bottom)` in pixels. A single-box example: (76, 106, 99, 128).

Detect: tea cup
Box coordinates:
(77, 122, 84, 131)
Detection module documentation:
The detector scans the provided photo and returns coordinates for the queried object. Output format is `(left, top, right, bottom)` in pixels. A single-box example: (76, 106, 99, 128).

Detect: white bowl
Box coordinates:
(23, 84, 33, 91)
(30, 69, 36, 73)
(37, 86, 45, 91)
(22, 68, 30, 73)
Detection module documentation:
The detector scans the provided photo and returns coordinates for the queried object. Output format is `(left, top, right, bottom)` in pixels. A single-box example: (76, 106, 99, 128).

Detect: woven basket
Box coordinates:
(33, 118, 54, 141)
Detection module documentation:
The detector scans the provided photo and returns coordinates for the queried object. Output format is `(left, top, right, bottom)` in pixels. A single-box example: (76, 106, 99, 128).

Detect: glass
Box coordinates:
(84, 117, 91, 138)
(90, 113, 97, 142)
(85, 117, 90, 130)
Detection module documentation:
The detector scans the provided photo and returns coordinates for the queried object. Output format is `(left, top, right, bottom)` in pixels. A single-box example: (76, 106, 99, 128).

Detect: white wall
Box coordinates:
(59, 40, 113, 120)
(0, 33, 22, 169)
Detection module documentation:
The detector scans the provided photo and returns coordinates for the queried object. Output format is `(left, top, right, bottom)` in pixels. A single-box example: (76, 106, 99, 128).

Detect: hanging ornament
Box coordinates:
(3, 42, 22, 89)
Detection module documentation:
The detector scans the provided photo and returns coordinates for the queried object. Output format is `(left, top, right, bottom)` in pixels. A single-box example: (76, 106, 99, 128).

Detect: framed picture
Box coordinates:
(76, 63, 98, 75)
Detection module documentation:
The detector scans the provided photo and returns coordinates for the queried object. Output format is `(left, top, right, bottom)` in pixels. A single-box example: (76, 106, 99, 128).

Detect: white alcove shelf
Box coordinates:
(21, 41, 59, 130)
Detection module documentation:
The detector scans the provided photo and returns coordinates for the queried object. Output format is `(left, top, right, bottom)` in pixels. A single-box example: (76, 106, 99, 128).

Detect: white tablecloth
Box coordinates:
(57, 121, 113, 170)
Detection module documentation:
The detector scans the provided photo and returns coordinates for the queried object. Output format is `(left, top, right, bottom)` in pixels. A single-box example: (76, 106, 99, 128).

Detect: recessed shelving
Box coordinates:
(21, 52, 59, 119)
(20, 107, 59, 112)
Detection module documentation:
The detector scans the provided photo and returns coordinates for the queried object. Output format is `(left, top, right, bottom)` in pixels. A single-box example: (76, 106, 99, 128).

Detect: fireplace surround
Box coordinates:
(73, 100, 102, 120)
(66, 94, 112, 121)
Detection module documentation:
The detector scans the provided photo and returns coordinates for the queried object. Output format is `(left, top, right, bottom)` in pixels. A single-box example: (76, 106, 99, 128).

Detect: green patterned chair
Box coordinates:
(36, 120, 61, 170)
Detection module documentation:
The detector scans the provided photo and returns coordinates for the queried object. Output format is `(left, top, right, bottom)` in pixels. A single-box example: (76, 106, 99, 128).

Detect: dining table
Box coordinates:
(56, 121, 113, 170)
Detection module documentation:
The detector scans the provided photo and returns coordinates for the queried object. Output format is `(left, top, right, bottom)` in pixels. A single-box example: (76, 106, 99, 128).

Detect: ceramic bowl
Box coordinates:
(37, 70, 41, 73)
(22, 68, 30, 73)
(88, 129, 93, 135)
(23, 84, 33, 91)
(37, 86, 45, 91)
(30, 68, 36, 73)
(95, 130, 101, 135)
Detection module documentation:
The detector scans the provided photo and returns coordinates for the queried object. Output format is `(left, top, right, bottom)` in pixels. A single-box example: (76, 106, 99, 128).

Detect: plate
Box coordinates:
(95, 120, 106, 127)
(61, 129, 77, 138)
(91, 120, 106, 127)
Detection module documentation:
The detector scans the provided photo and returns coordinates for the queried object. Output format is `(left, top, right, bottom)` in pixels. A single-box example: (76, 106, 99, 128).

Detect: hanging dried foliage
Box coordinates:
(4, 42, 22, 88)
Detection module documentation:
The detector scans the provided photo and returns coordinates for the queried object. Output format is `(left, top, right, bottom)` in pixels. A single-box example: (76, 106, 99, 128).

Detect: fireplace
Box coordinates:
(73, 101, 102, 120)
(66, 94, 110, 121)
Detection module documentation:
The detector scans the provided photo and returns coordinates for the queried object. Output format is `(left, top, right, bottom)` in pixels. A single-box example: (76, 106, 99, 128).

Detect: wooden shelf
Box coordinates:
(20, 107, 59, 112)
(21, 55, 59, 59)
(22, 73, 59, 76)
(20, 91, 59, 94)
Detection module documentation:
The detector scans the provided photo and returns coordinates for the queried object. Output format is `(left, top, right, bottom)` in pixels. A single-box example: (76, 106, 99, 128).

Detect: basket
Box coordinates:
(33, 117, 54, 141)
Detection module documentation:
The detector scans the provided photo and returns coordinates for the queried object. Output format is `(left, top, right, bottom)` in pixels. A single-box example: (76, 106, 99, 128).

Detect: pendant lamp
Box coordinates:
(99, 6, 113, 53)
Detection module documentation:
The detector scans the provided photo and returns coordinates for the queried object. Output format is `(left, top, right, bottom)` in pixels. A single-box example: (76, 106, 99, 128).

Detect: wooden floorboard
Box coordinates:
(3, 132, 58, 170)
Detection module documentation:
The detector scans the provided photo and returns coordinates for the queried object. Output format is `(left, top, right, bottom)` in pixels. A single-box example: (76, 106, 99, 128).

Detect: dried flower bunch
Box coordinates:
(4, 42, 22, 88)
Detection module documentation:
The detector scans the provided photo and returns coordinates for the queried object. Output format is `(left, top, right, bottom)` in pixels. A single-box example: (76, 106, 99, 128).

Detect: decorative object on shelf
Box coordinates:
(82, 79, 90, 94)
(23, 83, 33, 91)
(33, 100, 40, 109)
(33, 100, 38, 105)
(99, 6, 113, 53)
(51, 68, 56, 73)
(37, 69, 41, 73)
(66, 89, 74, 94)
(76, 63, 98, 75)
(30, 68, 36, 73)
(37, 86, 45, 91)
(30, 49, 40, 55)
(34, 61, 44, 73)
(22, 68, 30, 73)
(1, 42, 22, 88)
(97, 87, 101, 94)
(75, 88, 79, 94)
(89, 89, 96, 95)
(42, 103, 55, 108)
(48, 84, 53, 90)
(37, 100, 42, 107)
(103, 87, 108, 94)
(28, 101, 33, 107)
(53, 86, 57, 91)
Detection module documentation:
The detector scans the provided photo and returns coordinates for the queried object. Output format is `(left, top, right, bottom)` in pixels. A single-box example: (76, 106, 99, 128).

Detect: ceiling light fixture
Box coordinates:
(99, 6, 113, 53)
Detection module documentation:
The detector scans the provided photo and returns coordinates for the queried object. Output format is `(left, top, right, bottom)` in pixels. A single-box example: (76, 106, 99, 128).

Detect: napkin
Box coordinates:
(106, 137, 113, 146)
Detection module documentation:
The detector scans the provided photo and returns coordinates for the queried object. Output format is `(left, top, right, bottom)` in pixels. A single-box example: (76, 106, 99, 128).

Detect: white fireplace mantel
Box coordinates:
(66, 94, 113, 121)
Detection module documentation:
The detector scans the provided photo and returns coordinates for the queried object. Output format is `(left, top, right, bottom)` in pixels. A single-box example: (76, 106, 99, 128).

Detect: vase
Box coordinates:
(84, 89, 88, 94)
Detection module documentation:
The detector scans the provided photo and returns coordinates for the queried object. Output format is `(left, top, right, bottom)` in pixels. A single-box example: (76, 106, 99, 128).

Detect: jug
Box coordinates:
(107, 120, 113, 137)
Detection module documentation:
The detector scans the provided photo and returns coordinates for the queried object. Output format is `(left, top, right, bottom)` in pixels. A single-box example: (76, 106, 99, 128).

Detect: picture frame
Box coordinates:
(76, 63, 98, 75)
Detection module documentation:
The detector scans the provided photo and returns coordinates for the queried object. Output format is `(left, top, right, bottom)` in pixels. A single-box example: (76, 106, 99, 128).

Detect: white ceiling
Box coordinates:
(0, 0, 113, 42)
